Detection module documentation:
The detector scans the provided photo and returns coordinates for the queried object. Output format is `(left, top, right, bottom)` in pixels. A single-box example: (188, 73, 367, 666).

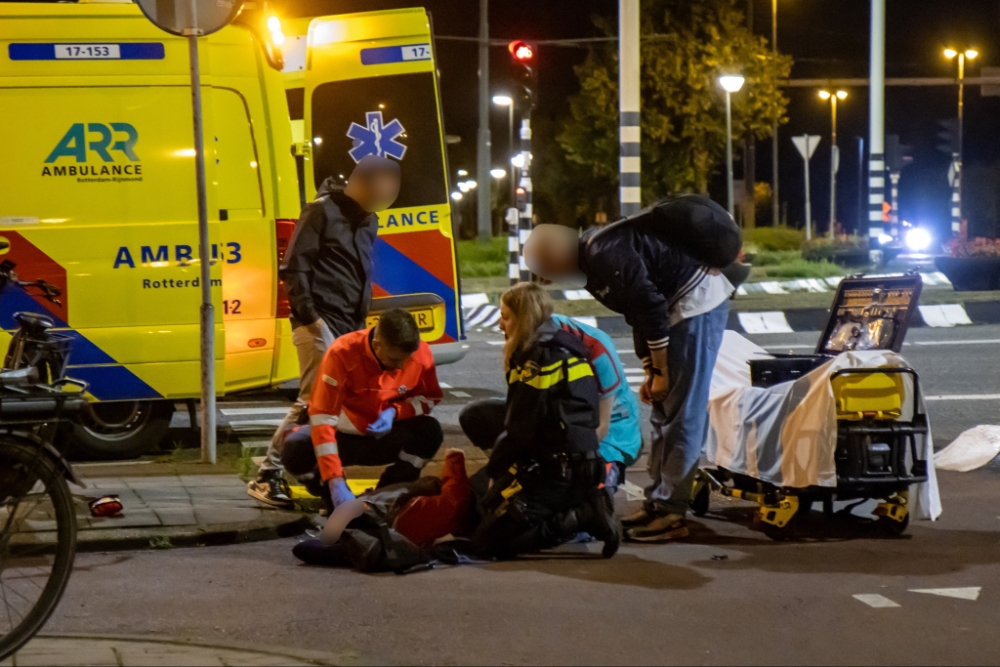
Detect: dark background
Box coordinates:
(280, 1, 1000, 236)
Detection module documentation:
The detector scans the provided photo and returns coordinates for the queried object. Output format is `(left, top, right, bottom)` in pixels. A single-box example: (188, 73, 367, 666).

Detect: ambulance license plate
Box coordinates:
(367, 308, 434, 332)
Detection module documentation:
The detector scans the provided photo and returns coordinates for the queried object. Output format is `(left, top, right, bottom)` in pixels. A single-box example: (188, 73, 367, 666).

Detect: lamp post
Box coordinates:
(719, 75, 745, 218)
(492, 95, 515, 204)
(944, 47, 978, 233)
(819, 89, 847, 238)
(771, 0, 779, 227)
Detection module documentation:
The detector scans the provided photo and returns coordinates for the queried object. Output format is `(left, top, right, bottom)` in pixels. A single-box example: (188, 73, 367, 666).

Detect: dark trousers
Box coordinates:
(471, 457, 605, 560)
(281, 416, 444, 488)
(461, 398, 625, 496)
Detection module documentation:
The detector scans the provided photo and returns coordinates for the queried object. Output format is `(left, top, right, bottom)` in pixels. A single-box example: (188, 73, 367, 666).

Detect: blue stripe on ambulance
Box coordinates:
(371, 237, 458, 341)
(1, 285, 163, 401)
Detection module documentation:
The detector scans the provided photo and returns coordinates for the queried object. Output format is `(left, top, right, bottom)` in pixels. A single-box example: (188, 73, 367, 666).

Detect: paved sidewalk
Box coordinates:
(62, 473, 310, 552)
(2, 635, 335, 666)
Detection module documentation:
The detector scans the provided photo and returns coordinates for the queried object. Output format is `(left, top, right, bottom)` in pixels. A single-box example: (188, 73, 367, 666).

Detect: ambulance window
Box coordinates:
(311, 72, 447, 209)
(212, 89, 264, 214)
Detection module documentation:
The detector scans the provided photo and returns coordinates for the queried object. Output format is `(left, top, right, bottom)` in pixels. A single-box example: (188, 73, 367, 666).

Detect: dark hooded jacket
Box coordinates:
(280, 177, 379, 335)
(487, 318, 601, 479)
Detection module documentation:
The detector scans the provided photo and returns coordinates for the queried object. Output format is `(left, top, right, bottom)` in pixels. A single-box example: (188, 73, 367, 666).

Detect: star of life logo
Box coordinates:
(346, 111, 407, 163)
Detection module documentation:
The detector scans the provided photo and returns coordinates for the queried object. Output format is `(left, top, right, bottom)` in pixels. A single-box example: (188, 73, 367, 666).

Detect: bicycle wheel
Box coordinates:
(0, 437, 77, 660)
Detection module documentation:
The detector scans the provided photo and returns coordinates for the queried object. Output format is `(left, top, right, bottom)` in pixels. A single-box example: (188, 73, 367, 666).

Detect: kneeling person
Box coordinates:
(283, 309, 444, 508)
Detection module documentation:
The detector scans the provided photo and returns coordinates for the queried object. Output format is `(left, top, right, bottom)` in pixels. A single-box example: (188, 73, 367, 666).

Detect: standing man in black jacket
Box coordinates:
(523, 196, 737, 542)
(249, 155, 400, 508)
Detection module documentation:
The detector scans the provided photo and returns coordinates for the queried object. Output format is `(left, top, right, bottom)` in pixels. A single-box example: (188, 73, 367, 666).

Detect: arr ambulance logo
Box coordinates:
(41, 123, 143, 182)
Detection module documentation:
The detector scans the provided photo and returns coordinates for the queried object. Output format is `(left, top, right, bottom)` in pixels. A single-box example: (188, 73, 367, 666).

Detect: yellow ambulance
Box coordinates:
(0, 1, 464, 458)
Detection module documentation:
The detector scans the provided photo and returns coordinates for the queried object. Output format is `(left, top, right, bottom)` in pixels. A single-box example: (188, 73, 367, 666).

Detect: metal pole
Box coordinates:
(508, 103, 516, 205)
(803, 135, 813, 240)
(518, 117, 532, 282)
(476, 0, 492, 242)
(889, 171, 900, 227)
(725, 90, 735, 217)
(829, 96, 837, 238)
(867, 0, 886, 244)
(772, 0, 780, 227)
(955, 53, 964, 236)
(856, 136, 865, 234)
(619, 0, 641, 217)
(185, 13, 215, 464)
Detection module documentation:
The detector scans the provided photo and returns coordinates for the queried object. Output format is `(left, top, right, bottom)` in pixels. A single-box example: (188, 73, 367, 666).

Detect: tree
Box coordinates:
(556, 0, 792, 213)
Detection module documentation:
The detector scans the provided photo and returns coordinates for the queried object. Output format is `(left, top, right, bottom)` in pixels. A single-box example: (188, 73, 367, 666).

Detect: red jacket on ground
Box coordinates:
(309, 329, 442, 481)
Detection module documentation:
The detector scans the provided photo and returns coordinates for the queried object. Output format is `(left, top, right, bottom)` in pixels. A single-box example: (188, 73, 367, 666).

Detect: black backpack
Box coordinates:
(635, 194, 742, 268)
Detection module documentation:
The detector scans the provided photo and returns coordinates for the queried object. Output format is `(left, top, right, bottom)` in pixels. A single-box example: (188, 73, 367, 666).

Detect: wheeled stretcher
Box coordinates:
(694, 273, 937, 539)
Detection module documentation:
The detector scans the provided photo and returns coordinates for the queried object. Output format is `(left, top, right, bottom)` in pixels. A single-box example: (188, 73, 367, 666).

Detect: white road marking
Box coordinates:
(228, 419, 284, 431)
(573, 316, 598, 327)
(918, 304, 973, 327)
(737, 311, 794, 334)
(220, 407, 289, 416)
(909, 338, 1000, 346)
(909, 587, 981, 601)
(449, 391, 472, 398)
(853, 594, 901, 608)
(925, 394, 1000, 401)
(439, 382, 452, 389)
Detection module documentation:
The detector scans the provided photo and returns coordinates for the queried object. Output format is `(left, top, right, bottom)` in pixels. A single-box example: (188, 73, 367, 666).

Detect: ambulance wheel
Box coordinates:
(65, 400, 174, 461)
(878, 512, 910, 537)
(691, 483, 711, 517)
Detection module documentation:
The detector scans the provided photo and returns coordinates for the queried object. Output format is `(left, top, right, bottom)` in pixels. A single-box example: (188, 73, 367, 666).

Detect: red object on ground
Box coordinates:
(392, 450, 472, 548)
(89, 495, 123, 518)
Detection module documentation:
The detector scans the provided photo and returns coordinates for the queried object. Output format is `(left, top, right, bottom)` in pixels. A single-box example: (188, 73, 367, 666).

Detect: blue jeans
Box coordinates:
(646, 301, 728, 515)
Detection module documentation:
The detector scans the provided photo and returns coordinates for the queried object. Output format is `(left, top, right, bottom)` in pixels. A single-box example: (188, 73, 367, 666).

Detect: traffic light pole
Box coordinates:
(772, 0, 780, 228)
(955, 52, 965, 237)
(518, 115, 532, 283)
(476, 0, 492, 243)
(619, 0, 641, 217)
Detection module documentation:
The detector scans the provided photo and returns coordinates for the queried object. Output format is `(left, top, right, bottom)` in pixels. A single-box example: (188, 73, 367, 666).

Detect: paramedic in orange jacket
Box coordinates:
(303, 308, 444, 507)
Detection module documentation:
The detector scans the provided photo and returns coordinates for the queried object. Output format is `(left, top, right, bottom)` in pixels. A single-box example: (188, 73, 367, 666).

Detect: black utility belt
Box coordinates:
(534, 451, 600, 464)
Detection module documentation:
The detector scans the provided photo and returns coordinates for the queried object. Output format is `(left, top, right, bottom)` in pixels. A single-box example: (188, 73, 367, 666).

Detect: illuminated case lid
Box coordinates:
(815, 272, 923, 355)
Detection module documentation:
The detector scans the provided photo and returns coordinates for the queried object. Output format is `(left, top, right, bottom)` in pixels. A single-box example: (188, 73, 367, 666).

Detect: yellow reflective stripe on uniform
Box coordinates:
(509, 356, 594, 390)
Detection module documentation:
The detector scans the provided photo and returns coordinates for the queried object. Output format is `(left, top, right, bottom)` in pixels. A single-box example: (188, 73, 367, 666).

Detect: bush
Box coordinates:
(763, 259, 845, 279)
(802, 236, 869, 266)
(742, 227, 806, 252)
(750, 250, 801, 267)
(457, 237, 508, 278)
(944, 237, 1000, 258)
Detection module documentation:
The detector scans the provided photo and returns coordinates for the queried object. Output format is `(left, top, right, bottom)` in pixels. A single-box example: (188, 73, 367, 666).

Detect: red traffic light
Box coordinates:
(508, 40, 534, 61)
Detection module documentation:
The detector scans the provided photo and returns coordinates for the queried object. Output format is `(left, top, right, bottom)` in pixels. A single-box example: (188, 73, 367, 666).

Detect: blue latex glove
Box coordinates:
(329, 477, 356, 508)
(366, 407, 396, 438)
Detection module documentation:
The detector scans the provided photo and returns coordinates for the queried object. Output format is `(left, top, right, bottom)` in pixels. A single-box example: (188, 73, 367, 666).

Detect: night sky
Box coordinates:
(275, 0, 1000, 238)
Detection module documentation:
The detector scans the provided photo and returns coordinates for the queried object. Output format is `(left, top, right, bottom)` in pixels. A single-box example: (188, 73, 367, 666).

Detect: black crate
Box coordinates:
(749, 355, 831, 388)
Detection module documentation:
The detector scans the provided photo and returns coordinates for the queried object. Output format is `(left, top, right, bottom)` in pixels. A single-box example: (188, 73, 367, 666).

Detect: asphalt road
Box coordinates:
(215, 323, 1000, 451)
(39, 324, 1000, 665)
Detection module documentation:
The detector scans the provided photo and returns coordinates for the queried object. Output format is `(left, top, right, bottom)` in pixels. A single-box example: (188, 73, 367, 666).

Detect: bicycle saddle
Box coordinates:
(13, 311, 55, 333)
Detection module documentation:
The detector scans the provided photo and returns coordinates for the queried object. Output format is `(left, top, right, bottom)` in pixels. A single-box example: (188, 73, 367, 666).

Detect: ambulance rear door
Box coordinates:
(302, 8, 465, 363)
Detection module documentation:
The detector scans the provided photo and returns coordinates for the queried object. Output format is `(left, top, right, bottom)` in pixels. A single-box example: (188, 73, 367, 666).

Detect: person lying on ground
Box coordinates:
(464, 282, 622, 560)
(523, 198, 736, 542)
(279, 308, 444, 513)
(461, 284, 642, 498)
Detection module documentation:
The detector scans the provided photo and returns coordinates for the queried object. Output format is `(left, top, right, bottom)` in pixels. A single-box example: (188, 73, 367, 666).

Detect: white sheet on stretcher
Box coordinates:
(705, 331, 941, 520)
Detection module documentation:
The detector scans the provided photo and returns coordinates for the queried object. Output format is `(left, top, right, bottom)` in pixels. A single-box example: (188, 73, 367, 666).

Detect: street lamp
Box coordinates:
(490, 168, 506, 179)
(492, 94, 516, 204)
(944, 46, 978, 232)
(719, 74, 745, 218)
(771, 0, 780, 227)
(819, 89, 847, 238)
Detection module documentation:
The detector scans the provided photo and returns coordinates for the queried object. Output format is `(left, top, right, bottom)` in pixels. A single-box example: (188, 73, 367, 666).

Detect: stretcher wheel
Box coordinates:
(691, 483, 710, 517)
(878, 512, 910, 536)
(761, 517, 797, 540)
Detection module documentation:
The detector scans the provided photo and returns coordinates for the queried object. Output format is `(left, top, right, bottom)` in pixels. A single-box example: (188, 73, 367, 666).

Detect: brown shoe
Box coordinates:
(625, 513, 690, 542)
(621, 507, 654, 527)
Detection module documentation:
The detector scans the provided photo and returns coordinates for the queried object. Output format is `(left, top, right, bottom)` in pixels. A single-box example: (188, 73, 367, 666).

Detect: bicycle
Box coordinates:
(0, 259, 87, 660)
